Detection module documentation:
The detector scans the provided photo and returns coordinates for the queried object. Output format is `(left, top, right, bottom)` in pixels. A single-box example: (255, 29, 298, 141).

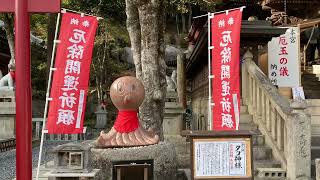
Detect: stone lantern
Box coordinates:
(46, 141, 100, 180)
(95, 109, 107, 129)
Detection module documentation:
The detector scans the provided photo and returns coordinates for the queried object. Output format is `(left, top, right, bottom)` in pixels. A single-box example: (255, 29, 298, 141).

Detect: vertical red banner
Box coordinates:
(47, 12, 98, 134)
(211, 9, 242, 130)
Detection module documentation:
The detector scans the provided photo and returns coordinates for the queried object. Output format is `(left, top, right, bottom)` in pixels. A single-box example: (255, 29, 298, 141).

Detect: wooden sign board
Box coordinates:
(268, 27, 300, 87)
(183, 131, 254, 180)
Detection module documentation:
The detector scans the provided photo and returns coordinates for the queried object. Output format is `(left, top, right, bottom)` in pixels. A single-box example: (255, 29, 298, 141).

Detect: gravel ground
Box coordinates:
(0, 141, 69, 180)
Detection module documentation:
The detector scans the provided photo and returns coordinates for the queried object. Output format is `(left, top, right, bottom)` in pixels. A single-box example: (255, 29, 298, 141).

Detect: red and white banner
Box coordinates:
(47, 12, 98, 134)
(211, 9, 242, 131)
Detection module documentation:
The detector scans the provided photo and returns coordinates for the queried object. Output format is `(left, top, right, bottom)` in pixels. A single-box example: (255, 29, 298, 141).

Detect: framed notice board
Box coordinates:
(183, 130, 254, 180)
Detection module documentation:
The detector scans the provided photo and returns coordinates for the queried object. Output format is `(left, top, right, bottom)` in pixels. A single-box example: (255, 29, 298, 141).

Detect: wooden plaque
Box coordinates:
(183, 130, 254, 180)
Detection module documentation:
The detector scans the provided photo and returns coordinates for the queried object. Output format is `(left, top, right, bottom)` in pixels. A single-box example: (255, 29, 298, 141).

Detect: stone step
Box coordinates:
(312, 135, 320, 146)
(165, 108, 185, 114)
(240, 105, 248, 113)
(302, 85, 320, 90)
(311, 116, 320, 124)
(305, 91, 320, 95)
(302, 77, 319, 82)
(304, 91, 320, 98)
(303, 74, 318, 77)
(302, 83, 320, 88)
(239, 123, 258, 131)
(253, 146, 272, 160)
(311, 146, 320, 161)
(254, 177, 285, 180)
(240, 113, 253, 123)
(254, 160, 282, 169)
(303, 87, 320, 92)
(165, 101, 184, 109)
(306, 106, 320, 116)
(252, 135, 265, 146)
(303, 73, 318, 78)
(306, 96, 320, 100)
(255, 168, 286, 180)
(307, 99, 320, 107)
(311, 124, 320, 135)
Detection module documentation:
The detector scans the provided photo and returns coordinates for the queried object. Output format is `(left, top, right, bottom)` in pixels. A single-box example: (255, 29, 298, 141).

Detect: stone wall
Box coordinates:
(0, 90, 15, 139)
(306, 99, 320, 135)
(190, 97, 207, 130)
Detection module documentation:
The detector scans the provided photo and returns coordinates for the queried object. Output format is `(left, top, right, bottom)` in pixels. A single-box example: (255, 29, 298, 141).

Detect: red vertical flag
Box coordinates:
(211, 9, 243, 130)
(47, 12, 98, 134)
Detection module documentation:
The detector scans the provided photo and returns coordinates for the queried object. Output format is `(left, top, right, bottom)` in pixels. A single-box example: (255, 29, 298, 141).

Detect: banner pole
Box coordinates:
(194, 6, 245, 19)
(208, 13, 212, 130)
(36, 11, 61, 180)
(61, 8, 103, 20)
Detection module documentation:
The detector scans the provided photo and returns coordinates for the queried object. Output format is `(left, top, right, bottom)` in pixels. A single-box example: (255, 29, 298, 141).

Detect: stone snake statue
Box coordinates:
(95, 76, 159, 147)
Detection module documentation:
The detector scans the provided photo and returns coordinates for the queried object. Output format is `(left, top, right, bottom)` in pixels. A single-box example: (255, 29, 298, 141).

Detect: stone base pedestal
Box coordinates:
(164, 135, 190, 169)
(90, 141, 178, 180)
(0, 90, 15, 139)
(0, 114, 15, 139)
(163, 101, 185, 136)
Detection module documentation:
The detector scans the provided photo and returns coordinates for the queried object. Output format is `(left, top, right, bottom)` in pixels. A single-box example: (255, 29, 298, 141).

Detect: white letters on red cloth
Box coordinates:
(47, 12, 98, 134)
(211, 9, 242, 130)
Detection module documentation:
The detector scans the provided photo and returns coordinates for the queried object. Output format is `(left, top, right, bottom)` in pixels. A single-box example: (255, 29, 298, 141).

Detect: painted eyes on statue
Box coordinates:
(131, 84, 135, 92)
(117, 81, 136, 94)
(117, 81, 124, 94)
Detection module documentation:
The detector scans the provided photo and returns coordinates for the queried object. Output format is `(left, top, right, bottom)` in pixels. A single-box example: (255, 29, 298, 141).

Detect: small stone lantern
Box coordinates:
(46, 141, 100, 179)
(95, 109, 107, 129)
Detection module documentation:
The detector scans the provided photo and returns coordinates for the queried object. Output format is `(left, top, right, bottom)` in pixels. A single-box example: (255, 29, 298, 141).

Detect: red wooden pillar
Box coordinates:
(0, 1, 60, 179)
(15, 0, 32, 179)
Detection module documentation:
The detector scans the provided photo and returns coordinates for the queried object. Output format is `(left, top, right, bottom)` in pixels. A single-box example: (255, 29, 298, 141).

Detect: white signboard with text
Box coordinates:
(193, 138, 251, 179)
(268, 27, 300, 87)
(292, 87, 305, 100)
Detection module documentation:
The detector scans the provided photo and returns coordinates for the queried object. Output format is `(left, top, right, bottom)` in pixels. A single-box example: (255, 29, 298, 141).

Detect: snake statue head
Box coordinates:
(110, 76, 145, 111)
(95, 76, 159, 148)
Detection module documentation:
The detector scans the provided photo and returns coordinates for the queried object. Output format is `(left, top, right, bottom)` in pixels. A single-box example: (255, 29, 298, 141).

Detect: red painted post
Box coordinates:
(15, 0, 32, 179)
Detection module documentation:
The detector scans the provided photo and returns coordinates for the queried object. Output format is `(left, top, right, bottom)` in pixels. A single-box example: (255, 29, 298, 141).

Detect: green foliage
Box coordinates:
(62, 0, 126, 23)
(169, 0, 219, 14)
(31, 44, 47, 100)
(30, 14, 49, 40)
(90, 19, 130, 102)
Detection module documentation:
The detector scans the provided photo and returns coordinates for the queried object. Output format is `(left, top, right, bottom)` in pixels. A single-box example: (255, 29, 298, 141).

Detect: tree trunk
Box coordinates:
(46, 13, 56, 82)
(126, 0, 167, 140)
(177, 52, 186, 108)
(3, 14, 15, 61)
(182, 13, 186, 33)
(188, 4, 192, 31)
(176, 14, 180, 35)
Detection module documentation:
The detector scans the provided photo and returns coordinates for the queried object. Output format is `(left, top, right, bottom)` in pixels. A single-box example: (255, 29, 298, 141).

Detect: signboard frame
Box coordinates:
(185, 131, 254, 180)
(268, 27, 301, 87)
